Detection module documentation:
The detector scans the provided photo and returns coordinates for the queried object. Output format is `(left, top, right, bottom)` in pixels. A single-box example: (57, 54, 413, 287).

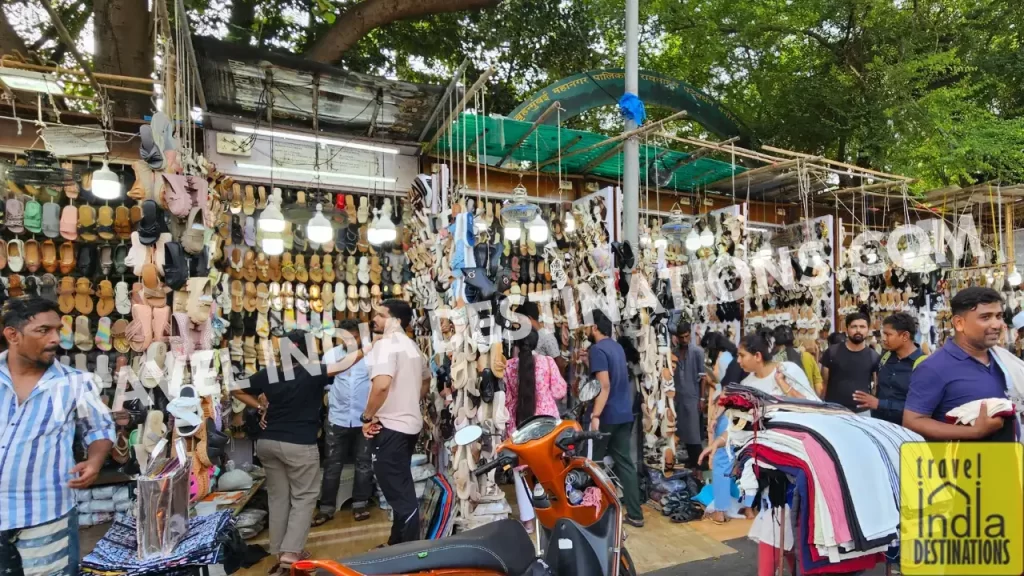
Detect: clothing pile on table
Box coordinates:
(75, 485, 133, 526)
(719, 384, 927, 574)
(82, 511, 232, 575)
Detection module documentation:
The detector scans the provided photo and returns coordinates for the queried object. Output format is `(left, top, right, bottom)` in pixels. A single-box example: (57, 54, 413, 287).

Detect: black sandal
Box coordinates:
(311, 511, 333, 527)
(353, 507, 370, 522)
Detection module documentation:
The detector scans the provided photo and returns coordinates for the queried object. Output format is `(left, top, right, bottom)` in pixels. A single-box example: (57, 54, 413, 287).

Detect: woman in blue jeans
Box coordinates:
(702, 332, 754, 524)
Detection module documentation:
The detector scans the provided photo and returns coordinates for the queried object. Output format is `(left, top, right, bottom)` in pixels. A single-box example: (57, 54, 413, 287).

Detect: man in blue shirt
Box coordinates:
(587, 310, 644, 527)
(904, 287, 1014, 441)
(313, 320, 374, 525)
(852, 312, 924, 424)
(0, 296, 115, 575)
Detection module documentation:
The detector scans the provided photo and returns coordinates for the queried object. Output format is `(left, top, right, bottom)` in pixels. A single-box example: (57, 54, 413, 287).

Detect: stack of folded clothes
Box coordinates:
(82, 511, 232, 575)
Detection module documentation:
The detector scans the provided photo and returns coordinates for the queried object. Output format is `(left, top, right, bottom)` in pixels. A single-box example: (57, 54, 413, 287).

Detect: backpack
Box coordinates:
(880, 350, 928, 370)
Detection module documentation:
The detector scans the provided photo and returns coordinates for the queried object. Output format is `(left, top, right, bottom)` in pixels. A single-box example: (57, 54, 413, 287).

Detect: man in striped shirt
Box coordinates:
(0, 296, 115, 575)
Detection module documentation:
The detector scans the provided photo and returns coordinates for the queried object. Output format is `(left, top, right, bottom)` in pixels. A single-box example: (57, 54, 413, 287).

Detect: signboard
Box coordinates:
(509, 69, 752, 145)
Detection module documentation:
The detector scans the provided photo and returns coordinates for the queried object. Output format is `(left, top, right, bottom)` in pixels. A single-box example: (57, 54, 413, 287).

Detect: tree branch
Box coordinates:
(306, 0, 502, 64)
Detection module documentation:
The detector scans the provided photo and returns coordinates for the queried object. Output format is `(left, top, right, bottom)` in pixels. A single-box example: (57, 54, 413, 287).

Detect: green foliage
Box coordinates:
(8, 0, 1023, 187)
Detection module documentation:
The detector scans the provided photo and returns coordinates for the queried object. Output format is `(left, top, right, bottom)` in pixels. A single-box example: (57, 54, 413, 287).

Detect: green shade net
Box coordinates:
(434, 114, 743, 192)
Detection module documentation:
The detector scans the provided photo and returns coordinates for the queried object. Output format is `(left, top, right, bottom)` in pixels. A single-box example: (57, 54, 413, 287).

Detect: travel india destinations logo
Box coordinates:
(900, 442, 1024, 575)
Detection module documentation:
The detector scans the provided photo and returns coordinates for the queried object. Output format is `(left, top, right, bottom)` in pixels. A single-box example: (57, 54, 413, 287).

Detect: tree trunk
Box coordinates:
(92, 0, 153, 119)
(306, 0, 502, 64)
(228, 0, 258, 46)
(0, 6, 29, 58)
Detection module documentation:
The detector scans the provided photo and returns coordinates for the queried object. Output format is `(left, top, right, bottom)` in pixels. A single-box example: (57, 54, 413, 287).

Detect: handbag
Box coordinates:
(136, 438, 191, 560)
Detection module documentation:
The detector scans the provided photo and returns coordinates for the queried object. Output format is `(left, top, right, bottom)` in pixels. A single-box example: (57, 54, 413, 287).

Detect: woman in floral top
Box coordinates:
(503, 329, 568, 437)
(502, 329, 567, 532)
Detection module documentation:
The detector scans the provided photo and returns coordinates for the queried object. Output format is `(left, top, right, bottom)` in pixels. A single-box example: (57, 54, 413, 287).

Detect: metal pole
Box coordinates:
(622, 0, 639, 250)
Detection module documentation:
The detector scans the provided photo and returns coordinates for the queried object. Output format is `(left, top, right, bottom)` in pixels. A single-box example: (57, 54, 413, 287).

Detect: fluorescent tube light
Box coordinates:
(0, 68, 64, 95)
(235, 162, 397, 184)
(232, 125, 400, 154)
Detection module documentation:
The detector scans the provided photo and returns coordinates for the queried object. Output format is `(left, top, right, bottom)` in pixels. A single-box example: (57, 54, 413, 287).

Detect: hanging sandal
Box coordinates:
(74, 316, 94, 351)
(59, 315, 74, 350)
(75, 278, 94, 315)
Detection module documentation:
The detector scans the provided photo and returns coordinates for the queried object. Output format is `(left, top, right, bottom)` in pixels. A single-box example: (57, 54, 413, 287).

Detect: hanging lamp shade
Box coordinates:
(307, 204, 333, 244)
(91, 160, 122, 200)
(501, 182, 540, 225)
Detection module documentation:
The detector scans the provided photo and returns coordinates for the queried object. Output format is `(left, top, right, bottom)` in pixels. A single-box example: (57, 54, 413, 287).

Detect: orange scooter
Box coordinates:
(292, 381, 637, 576)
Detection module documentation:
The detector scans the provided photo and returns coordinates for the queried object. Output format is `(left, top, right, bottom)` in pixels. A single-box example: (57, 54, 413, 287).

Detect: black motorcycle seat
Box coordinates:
(331, 518, 536, 575)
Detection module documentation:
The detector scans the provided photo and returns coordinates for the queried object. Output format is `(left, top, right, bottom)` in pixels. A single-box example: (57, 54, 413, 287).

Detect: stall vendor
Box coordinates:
(0, 296, 116, 575)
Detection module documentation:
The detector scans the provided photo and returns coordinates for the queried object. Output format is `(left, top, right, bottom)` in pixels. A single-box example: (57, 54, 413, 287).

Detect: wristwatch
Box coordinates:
(360, 414, 373, 424)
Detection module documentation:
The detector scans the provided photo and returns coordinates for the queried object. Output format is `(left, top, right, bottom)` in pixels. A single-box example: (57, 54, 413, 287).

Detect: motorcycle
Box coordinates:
(291, 379, 637, 576)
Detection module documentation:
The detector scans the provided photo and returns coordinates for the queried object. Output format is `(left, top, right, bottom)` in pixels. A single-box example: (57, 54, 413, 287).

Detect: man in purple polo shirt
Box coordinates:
(904, 286, 1015, 441)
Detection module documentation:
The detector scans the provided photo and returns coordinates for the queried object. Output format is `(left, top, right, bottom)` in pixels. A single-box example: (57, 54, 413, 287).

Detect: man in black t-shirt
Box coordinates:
(821, 312, 880, 412)
(231, 331, 366, 570)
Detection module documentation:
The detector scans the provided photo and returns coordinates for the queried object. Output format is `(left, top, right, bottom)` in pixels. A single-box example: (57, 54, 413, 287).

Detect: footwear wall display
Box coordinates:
(744, 215, 835, 347)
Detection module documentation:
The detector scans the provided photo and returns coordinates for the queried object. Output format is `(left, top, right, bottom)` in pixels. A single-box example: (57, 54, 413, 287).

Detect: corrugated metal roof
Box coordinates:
(193, 36, 447, 143)
(435, 114, 742, 191)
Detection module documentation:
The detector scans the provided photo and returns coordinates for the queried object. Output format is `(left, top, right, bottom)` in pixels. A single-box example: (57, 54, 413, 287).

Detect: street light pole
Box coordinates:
(622, 0, 640, 253)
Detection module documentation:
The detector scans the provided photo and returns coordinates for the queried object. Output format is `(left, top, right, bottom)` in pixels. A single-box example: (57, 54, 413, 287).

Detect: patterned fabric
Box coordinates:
(0, 351, 116, 530)
(82, 511, 230, 574)
(503, 353, 567, 437)
(0, 508, 79, 576)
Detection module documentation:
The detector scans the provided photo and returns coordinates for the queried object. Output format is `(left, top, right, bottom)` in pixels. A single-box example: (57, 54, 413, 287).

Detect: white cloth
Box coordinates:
(740, 362, 820, 400)
(944, 397, 1015, 425)
(513, 469, 535, 523)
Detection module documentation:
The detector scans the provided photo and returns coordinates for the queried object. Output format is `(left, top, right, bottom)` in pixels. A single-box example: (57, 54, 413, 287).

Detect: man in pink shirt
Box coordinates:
(361, 299, 431, 545)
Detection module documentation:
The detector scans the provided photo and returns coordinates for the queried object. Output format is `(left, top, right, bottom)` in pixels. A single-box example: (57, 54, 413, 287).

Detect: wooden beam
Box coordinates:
(536, 110, 689, 170)
(659, 133, 783, 164)
(761, 144, 913, 182)
(424, 67, 494, 153)
(580, 141, 626, 174)
(418, 58, 470, 142)
(706, 157, 811, 188)
(495, 101, 562, 168)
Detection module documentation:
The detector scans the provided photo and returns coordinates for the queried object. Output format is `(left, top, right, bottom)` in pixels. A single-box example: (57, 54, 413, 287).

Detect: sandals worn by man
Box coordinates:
(310, 510, 332, 527)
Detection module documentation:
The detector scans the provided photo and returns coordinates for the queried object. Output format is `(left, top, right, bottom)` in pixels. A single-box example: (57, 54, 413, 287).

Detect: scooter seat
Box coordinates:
(333, 518, 536, 575)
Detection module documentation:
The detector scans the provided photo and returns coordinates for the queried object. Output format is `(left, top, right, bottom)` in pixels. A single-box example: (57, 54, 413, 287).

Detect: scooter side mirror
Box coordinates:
(454, 424, 483, 446)
(578, 378, 602, 403)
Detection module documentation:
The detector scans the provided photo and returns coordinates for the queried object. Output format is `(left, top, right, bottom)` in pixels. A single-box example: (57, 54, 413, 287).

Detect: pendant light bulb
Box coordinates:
(685, 229, 701, 251)
(259, 194, 286, 233)
(504, 225, 522, 242)
(1009, 268, 1022, 286)
(306, 203, 333, 244)
(699, 227, 715, 247)
(91, 160, 122, 200)
(368, 207, 397, 245)
(654, 236, 668, 249)
(528, 214, 548, 243)
(563, 211, 576, 233)
(261, 235, 284, 255)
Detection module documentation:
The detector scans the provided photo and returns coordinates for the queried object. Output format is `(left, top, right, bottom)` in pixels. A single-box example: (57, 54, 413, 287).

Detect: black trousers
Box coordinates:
(319, 424, 374, 514)
(372, 427, 420, 545)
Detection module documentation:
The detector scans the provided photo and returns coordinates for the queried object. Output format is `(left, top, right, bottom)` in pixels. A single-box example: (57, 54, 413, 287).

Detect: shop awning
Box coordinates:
(433, 114, 743, 192)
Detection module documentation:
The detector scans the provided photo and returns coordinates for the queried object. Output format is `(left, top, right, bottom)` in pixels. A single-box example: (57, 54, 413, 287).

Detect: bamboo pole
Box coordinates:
(761, 144, 913, 182)
(535, 109, 689, 170)
(495, 101, 562, 168)
(580, 141, 626, 173)
(658, 132, 784, 164)
(424, 67, 495, 153)
(0, 59, 156, 86)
